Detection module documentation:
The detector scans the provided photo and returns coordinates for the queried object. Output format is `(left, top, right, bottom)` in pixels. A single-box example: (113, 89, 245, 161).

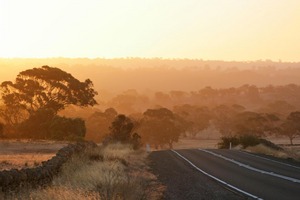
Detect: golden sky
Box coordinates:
(0, 0, 299, 61)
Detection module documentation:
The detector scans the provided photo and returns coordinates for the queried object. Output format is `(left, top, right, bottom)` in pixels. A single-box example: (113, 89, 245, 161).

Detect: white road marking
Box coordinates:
(171, 150, 263, 200)
(200, 149, 300, 184)
(239, 150, 300, 170)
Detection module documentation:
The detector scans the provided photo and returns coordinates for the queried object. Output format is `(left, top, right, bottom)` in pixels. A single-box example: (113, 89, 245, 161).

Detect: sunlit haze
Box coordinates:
(0, 0, 300, 61)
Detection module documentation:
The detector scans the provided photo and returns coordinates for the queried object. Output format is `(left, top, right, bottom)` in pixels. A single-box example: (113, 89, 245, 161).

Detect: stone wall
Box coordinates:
(0, 141, 97, 193)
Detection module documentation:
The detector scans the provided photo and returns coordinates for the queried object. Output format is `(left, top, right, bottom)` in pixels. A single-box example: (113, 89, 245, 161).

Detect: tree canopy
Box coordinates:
(279, 111, 300, 145)
(139, 108, 184, 149)
(0, 66, 98, 126)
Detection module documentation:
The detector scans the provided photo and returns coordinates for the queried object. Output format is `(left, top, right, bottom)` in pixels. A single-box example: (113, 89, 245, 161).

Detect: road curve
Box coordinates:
(149, 149, 300, 200)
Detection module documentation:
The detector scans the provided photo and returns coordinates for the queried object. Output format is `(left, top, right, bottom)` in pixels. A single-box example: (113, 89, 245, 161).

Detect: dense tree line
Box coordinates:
(85, 104, 300, 148)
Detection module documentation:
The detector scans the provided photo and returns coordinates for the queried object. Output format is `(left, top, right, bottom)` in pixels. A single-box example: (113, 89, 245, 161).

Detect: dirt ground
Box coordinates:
(0, 140, 67, 170)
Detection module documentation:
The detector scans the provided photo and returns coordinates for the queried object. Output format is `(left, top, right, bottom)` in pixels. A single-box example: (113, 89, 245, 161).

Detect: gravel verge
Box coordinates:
(148, 150, 246, 200)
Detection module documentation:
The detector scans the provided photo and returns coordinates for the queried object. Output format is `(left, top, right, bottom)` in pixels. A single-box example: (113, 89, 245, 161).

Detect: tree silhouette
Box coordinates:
(105, 114, 141, 147)
(174, 104, 211, 138)
(139, 108, 183, 149)
(233, 111, 279, 137)
(280, 111, 300, 145)
(0, 66, 97, 126)
(0, 122, 4, 138)
(85, 108, 118, 142)
(17, 108, 86, 140)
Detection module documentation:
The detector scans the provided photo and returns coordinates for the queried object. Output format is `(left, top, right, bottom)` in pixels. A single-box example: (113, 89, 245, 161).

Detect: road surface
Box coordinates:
(149, 149, 300, 200)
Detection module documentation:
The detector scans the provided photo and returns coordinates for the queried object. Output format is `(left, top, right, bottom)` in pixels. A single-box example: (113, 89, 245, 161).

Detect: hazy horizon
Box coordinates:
(1, 58, 300, 95)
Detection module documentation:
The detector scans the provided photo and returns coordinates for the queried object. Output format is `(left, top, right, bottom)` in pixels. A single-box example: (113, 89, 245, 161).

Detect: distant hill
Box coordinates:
(1, 58, 300, 93)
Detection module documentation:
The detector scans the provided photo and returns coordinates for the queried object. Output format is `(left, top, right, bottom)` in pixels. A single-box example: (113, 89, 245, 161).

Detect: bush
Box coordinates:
(259, 139, 283, 151)
(239, 135, 260, 148)
(104, 115, 142, 150)
(218, 136, 239, 149)
(218, 135, 279, 149)
(17, 109, 86, 141)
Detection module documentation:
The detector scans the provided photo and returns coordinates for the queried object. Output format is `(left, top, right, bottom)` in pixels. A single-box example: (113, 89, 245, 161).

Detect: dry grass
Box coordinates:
(246, 144, 300, 162)
(2, 143, 164, 200)
(173, 138, 219, 150)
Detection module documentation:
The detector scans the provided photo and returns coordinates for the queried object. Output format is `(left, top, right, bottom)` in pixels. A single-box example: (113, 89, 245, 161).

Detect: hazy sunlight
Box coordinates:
(1, 0, 300, 61)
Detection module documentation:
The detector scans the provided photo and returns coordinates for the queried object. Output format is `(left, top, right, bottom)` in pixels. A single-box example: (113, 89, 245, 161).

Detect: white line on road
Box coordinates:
(171, 150, 263, 200)
(200, 149, 300, 184)
(239, 150, 300, 170)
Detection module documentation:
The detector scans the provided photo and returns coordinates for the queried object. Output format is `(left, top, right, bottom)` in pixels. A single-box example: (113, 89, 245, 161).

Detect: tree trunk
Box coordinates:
(168, 141, 173, 149)
(289, 137, 294, 145)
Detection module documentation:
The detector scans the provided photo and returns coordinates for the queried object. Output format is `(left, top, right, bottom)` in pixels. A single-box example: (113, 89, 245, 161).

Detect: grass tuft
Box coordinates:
(246, 144, 300, 162)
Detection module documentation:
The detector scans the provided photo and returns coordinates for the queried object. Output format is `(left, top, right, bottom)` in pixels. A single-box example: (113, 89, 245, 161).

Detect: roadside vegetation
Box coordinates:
(218, 134, 300, 162)
(1, 143, 164, 200)
(246, 144, 300, 162)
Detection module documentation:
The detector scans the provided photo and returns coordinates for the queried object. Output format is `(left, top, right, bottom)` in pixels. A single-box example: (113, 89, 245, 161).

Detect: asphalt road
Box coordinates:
(150, 149, 300, 200)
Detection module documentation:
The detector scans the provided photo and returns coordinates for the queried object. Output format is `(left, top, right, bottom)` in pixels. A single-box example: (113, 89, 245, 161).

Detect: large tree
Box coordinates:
(212, 105, 239, 136)
(232, 111, 279, 137)
(279, 111, 300, 145)
(0, 66, 98, 126)
(139, 108, 184, 149)
(85, 108, 118, 142)
(173, 104, 211, 138)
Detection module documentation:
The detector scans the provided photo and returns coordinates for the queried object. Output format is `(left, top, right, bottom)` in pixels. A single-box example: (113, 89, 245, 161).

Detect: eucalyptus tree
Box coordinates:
(0, 66, 98, 127)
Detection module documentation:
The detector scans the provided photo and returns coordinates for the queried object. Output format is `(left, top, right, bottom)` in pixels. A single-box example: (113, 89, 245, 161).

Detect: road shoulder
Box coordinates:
(148, 150, 244, 200)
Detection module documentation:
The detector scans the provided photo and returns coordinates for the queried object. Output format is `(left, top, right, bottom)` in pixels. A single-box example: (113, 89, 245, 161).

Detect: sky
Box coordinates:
(0, 0, 300, 61)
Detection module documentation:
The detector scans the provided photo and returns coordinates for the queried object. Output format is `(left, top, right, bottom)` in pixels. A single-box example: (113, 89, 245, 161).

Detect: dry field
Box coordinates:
(173, 138, 220, 149)
(0, 140, 67, 170)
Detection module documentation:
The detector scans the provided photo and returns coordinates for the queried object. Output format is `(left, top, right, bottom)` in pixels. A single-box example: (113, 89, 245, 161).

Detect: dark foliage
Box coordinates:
(18, 109, 86, 141)
(259, 139, 283, 151)
(139, 108, 183, 149)
(238, 135, 260, 148)
(279, 111, 300, 145)
(0, 122, 3, 138)
(218, 135, 282, 150)
(218, 136, 239, 149)
(104, 114, 141, 149)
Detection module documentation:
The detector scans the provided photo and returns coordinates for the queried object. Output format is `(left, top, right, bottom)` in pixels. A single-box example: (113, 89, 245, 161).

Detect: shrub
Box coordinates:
(218, 135, 280, 149)
(17, 109, 86, 141)
(218, 136, 239, 149)
(238, 134, 260, 148)
(104, 115, 142, 150)
(259, 139, 283, 151)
